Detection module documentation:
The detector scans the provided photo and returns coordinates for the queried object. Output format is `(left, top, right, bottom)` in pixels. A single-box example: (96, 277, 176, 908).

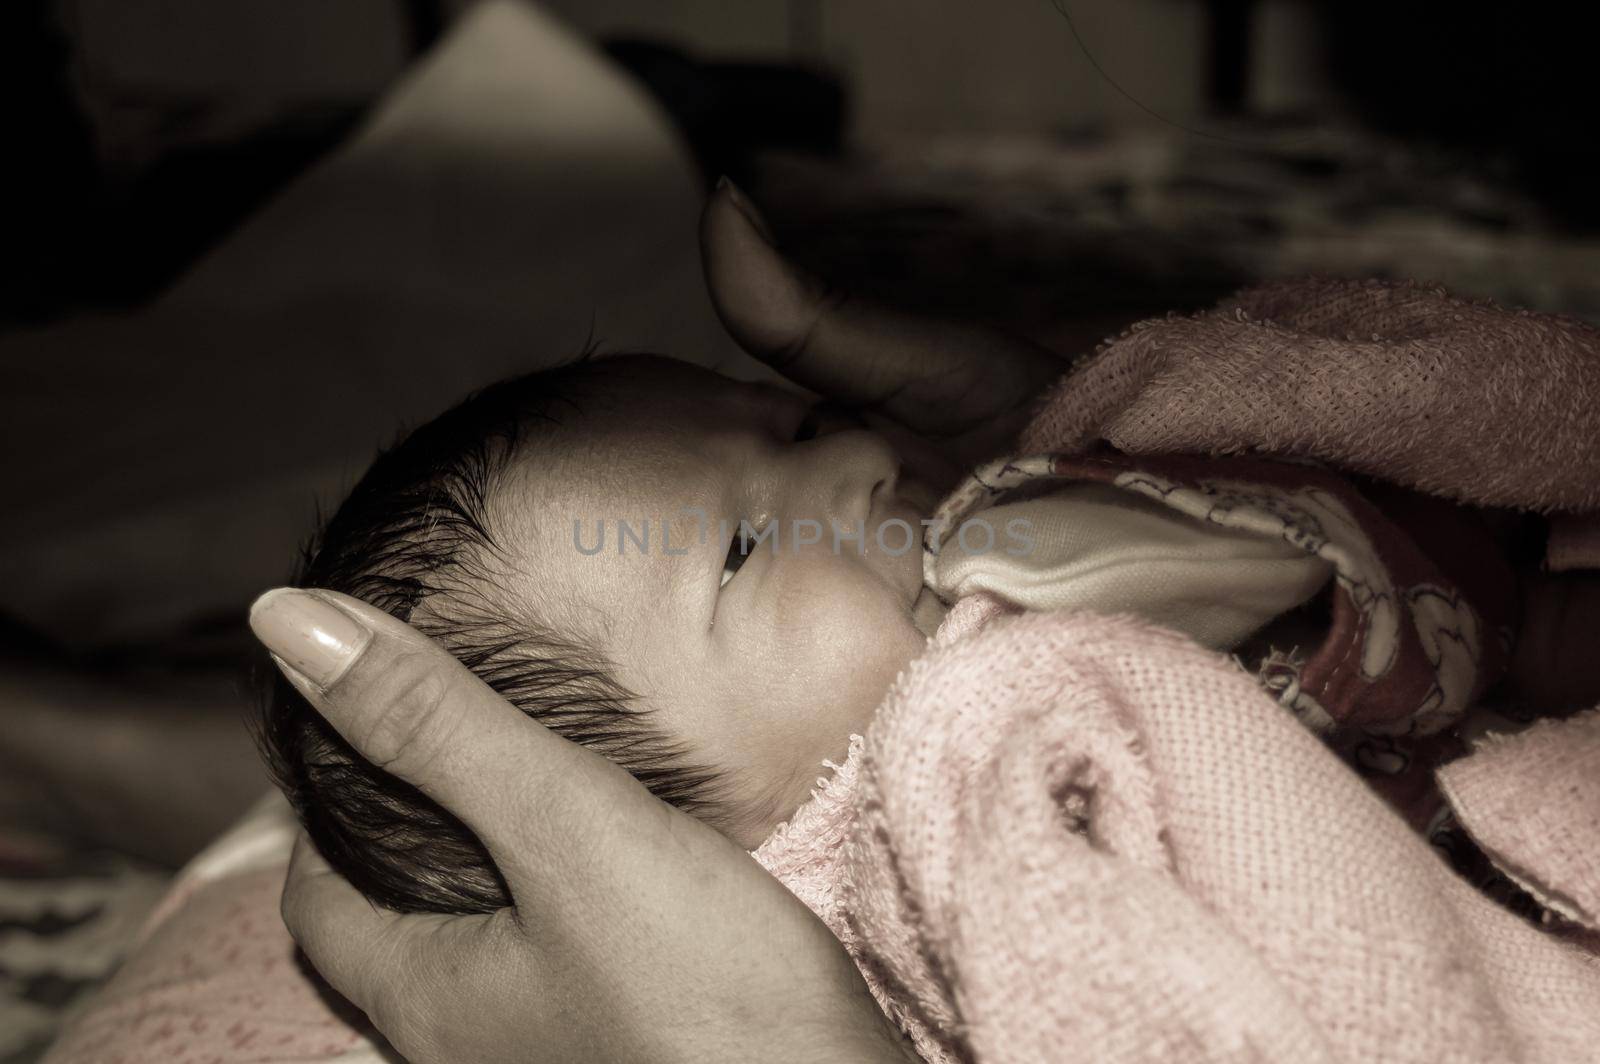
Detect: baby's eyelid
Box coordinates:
(719, 519, 750, 589)
(718, 514, 771, 589)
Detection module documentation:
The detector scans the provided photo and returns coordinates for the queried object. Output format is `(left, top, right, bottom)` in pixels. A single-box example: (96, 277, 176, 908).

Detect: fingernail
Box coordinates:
(249, 588, 370, 689)
(719, 176, 776, 246)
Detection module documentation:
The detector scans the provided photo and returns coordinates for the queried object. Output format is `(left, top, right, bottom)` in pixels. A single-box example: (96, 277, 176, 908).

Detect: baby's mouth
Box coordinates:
(864, 478, 937, 611)
(911, 584, 950, 637)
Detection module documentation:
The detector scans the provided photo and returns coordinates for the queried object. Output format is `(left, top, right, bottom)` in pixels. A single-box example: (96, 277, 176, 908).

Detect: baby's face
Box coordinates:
(495, 356, 938, 845)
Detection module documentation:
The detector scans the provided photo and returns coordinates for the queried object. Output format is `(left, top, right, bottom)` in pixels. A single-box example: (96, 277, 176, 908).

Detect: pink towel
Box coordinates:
(758, 609, 1600, 1063)
(754, 277, 1600, 1063)
(1021, 276, 1600, 515)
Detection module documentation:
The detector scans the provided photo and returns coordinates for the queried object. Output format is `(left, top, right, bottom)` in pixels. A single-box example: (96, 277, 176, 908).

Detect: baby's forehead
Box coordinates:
(488, 359, 748, 551)
(557, 357, 807, 456)
(491, 352, 813, 539)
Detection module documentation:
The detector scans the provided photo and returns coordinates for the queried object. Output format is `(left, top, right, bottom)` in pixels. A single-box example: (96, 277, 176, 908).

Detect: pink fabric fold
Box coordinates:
(1437, 708, 1600, 929)
(1020, 276, 1600, 516)
(755, 277, 1600, 1063)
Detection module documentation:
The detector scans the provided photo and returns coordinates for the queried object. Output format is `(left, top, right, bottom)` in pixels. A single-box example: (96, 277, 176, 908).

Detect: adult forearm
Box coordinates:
(0, 664, 266, 864)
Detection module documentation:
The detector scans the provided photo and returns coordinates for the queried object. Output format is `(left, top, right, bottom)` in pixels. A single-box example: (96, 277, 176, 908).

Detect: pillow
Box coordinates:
(0, 0, 756, 649)
(43, 794, 391, 1064)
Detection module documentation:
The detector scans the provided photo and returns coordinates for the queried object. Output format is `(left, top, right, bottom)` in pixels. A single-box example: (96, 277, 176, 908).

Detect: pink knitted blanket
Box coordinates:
(754, 277, 1600, 1063)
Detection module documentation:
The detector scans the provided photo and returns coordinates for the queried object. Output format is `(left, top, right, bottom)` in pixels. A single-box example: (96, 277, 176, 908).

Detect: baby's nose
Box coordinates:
(793, 429, 900, 529)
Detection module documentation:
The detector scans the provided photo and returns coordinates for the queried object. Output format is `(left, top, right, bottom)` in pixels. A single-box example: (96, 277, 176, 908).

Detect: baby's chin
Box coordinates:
(724, 765, 839, 851)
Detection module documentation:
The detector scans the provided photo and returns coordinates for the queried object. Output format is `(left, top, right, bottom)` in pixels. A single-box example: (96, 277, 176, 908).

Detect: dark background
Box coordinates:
(5, 0, 1598, 330)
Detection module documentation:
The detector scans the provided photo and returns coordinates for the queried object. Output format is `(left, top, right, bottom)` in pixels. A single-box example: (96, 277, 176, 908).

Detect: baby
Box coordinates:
(258, 342, 1506, 917)
(259, 352, 957, 912)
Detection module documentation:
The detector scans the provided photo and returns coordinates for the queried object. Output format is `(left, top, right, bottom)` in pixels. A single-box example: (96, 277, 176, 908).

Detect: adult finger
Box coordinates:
(280, 832, 410, 1008)
(281, 833, 521, 1063)
(700, 179, 1063, 439)
(248, 587, 665, 903)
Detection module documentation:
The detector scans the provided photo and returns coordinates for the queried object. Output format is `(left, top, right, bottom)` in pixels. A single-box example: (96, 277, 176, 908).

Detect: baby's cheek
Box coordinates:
(711, 562, 925, 836)
(778, 564, 925, 731)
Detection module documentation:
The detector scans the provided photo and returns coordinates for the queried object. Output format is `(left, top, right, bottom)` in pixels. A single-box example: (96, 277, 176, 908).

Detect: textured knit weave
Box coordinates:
(1437, 707, 1600, 929)
(754, 607, 1600, 1064)
(1019, 276, 1600, 514)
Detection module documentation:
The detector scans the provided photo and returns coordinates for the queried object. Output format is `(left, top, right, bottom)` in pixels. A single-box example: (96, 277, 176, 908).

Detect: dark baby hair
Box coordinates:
(254, 357, 722, 914)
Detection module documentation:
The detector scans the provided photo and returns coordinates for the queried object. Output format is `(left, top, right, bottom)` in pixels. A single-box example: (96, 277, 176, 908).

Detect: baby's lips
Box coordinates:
(864, 491, 935, 607)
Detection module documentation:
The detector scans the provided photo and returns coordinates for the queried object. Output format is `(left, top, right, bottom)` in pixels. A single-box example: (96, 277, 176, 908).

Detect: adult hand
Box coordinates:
(700, 178, 1065, 487)
(251, 588, 915, 1064)
(703, 182, 1600, 714)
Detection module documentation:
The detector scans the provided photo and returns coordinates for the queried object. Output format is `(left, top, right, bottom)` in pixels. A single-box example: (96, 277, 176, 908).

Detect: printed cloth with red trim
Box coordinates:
(922, 447, 1522, 845)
